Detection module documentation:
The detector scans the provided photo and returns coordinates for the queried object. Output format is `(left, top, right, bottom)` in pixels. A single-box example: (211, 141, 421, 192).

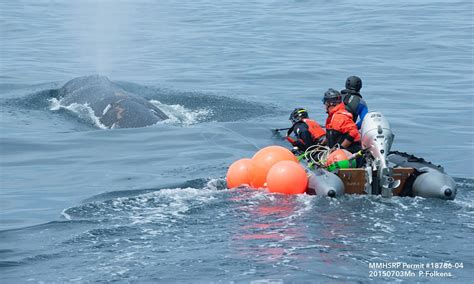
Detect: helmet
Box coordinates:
(289, 108, 308, 123)
(322, 88, 342, 105)
(345, 76, 362, 92)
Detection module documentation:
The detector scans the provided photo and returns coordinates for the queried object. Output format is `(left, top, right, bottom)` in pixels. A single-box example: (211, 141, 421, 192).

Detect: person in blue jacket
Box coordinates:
(341, 76, 368, 129)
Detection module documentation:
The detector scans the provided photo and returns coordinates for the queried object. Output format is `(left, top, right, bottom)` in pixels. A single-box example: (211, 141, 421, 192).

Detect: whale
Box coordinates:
(57, 75, 169, 128)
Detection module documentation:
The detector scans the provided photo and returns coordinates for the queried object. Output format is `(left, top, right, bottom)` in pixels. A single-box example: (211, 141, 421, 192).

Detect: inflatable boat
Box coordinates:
(304, 111, 457, 200)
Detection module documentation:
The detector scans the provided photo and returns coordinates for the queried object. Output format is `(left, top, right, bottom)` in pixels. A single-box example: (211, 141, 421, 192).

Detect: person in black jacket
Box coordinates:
(286, 108, 326, 152)
(341, 76, 368, 129)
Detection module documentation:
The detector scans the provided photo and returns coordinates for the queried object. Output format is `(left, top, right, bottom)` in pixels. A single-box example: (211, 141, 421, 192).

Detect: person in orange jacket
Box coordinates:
(321, 88, 362, 155)
(286, 108, 326, 152)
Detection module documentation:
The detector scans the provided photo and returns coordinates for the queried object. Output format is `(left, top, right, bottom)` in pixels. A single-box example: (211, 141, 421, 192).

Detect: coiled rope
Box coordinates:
(302, 144, 340, 168)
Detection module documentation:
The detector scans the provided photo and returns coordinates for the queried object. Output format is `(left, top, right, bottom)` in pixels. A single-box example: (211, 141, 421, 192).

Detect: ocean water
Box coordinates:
(1, 0, 473, 282)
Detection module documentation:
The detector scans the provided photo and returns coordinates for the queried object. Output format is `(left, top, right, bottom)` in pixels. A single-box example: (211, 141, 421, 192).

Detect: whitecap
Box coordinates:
(48, 97, 108, 129)
(149, 99, 211, 126)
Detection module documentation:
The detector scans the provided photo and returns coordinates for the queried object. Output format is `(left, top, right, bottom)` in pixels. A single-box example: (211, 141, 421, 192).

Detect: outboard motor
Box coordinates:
(360, 112, 400, 197)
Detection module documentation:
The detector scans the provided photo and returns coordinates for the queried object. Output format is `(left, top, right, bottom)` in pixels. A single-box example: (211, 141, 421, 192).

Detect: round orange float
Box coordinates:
(226, 158, 253, 188)
(266, 160, 308, 194)
(249, 146, 297, 188)
(325, 149, 351, 167)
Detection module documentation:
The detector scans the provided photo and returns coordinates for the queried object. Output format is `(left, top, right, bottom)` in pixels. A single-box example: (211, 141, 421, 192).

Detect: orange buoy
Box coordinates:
(250, 146, 297, 188)
(266, 161, 308, 194)
(226, 158, 253, 189)
(325, 149, 351, 167)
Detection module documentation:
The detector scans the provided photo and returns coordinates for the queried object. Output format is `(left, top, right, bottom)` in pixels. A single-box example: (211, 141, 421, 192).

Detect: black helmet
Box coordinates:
(322, 88, 342, 105)
(345, 76, 362, 92)
(289, 108, 308, 123)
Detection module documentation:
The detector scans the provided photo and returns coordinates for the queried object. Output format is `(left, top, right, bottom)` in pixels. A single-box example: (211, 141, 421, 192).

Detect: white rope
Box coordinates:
(303, 144, 340, 167)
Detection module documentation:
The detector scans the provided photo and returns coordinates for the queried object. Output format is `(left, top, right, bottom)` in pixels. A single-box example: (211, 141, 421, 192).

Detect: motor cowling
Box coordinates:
(360, 112, 398, 196)
(360, 112, 394, 169)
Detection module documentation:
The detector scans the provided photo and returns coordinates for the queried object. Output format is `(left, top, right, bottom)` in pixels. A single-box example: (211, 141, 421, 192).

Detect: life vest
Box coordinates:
(302, 118, 325, 141)
(343, 93, 365, 122)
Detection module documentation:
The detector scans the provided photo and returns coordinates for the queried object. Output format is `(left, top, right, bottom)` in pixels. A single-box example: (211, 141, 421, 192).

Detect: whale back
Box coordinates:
(58, 75, 169, 128)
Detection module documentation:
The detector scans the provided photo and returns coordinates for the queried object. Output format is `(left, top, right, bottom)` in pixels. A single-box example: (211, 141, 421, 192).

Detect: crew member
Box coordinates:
(286, 108, 325, 152)
(341, 76, 368, 129)
(321, 89, 362, 155)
